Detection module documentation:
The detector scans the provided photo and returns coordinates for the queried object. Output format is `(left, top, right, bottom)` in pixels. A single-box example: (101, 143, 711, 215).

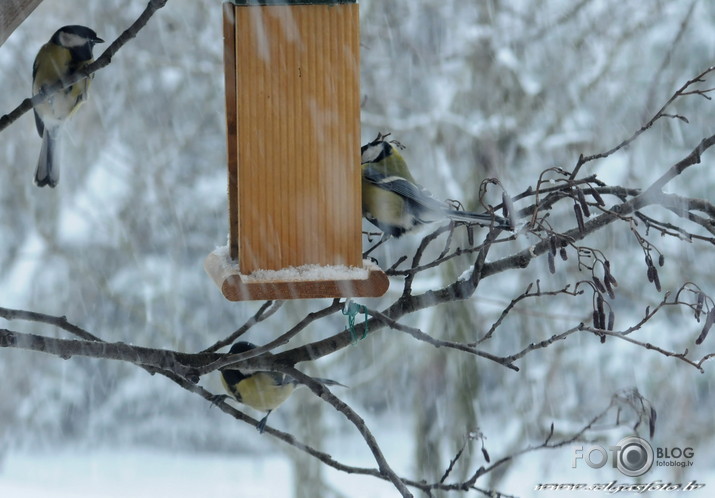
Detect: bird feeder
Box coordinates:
(204, 0, 389, 301)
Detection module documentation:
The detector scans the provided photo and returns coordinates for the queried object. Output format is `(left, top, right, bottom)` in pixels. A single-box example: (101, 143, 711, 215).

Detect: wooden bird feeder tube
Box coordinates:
(204, 0, 389, 301)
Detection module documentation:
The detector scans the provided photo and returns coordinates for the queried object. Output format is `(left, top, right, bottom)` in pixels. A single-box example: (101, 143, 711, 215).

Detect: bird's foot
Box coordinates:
(208, 394, 229, 408)
(256, 411, 271, 434)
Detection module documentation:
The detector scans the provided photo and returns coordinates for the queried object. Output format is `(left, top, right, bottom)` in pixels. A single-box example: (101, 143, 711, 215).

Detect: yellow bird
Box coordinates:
(361, 133, 511, 237)
(217, 342, 346, 433)
(32, 25, 103, 187)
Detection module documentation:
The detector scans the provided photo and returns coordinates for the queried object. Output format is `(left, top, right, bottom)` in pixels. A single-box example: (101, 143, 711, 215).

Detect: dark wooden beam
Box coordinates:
(0, 0, 43, 47)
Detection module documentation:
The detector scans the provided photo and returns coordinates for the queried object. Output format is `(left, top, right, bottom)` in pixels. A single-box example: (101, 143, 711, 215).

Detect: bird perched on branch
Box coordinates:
(32, 25, 104, 187)
(215, 341, 346, 433)
(360, 133, 511, 238)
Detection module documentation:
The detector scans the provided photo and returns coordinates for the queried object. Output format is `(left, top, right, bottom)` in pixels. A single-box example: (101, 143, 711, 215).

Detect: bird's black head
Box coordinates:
(228, 341, 257, 354)
(221, 341, 257, 378)
(360, 133, 393, 165)
(51, 25, 104, 61)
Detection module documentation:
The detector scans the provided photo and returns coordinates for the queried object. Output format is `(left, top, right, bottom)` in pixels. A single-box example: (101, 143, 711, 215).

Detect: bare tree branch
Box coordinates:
(0, 306, 103, 341)
(0, 327, 207, 380)
(278, 365, 414, 497)
(570, 65, 715, 179)
(367, 307, 519, 370)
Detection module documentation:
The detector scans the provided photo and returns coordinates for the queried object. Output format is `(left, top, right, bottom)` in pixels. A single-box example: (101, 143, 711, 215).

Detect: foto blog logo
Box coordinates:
(573, 436, 655, 477)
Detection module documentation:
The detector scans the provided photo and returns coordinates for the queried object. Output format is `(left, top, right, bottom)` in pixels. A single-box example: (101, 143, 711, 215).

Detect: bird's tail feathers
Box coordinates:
(445, 209, 512, 230)
(288, 376, 348, 389)
(314, 377, 349, 388)
(35, 128, 61, 188)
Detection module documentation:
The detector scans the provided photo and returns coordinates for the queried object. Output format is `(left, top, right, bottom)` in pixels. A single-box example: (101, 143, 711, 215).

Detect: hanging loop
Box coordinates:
(342, 299, 369, 343)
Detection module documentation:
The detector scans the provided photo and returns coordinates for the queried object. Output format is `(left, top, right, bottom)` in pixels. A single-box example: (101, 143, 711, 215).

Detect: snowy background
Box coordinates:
(1, 0, 715, 496)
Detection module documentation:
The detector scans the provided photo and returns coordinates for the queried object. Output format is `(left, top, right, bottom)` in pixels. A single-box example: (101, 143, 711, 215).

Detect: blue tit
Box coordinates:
(32, 25, 104, 188)
(361, 133, 511, 238)
(217, 341, 346, 433)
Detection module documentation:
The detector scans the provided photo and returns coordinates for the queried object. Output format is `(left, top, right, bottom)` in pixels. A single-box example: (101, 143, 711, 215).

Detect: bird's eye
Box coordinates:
(389, 140, 405, 151)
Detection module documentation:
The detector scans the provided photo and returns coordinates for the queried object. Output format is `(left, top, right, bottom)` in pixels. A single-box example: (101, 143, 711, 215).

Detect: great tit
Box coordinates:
(361, 133, 511, 238)
(216, 341, 346, 433)
(32, 25, 104, 187)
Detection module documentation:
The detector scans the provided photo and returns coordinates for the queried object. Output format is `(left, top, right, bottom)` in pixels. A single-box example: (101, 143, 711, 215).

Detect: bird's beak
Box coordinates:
(94, 36, 105, 44)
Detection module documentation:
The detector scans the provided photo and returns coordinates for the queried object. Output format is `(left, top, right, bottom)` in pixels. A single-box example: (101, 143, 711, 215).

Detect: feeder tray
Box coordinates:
(204, 0, 388, 301)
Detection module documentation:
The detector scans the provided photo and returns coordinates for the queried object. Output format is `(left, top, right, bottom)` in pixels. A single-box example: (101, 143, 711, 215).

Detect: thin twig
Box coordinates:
(367, 307, 519, 371)
(201, 300, 283, 353)
(0, 306, 102, 341)
(570, 66, 715, 179)
(476, 283, 581, 345)
(197, 299, 344, 374)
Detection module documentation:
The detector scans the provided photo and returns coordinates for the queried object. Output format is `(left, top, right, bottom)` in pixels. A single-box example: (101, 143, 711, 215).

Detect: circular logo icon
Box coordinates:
(616, 436, 654, 477)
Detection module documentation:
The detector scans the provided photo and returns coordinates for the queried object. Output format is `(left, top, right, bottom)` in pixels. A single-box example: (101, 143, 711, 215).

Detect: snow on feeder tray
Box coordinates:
(204, 0, 389, 301)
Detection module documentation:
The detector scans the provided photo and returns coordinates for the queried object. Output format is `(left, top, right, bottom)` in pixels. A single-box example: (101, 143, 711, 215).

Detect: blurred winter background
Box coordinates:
(1, 0, 715, 496)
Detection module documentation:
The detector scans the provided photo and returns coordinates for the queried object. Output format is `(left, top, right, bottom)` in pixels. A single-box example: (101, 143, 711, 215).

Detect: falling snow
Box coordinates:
(1, 1, 715, 497)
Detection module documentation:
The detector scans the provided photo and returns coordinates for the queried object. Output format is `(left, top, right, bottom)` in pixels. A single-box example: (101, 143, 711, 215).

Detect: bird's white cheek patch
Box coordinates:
(361, 144, 383, 164)
(59, 32, 87, 48)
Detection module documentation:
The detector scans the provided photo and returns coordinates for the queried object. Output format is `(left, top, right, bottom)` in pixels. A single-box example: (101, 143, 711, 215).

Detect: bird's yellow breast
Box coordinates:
(225, 372, 295, 412)
(33, 43, 92, 126)
(362, 180, 410, 224)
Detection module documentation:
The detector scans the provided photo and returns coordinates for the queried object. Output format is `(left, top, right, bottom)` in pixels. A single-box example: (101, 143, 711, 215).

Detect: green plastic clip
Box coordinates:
(342, 300, 368, 343)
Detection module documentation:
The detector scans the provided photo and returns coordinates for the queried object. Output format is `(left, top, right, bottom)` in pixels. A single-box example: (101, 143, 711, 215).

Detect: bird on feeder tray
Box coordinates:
(360, 133, 511, 241)
(214, 341, 347, 433)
